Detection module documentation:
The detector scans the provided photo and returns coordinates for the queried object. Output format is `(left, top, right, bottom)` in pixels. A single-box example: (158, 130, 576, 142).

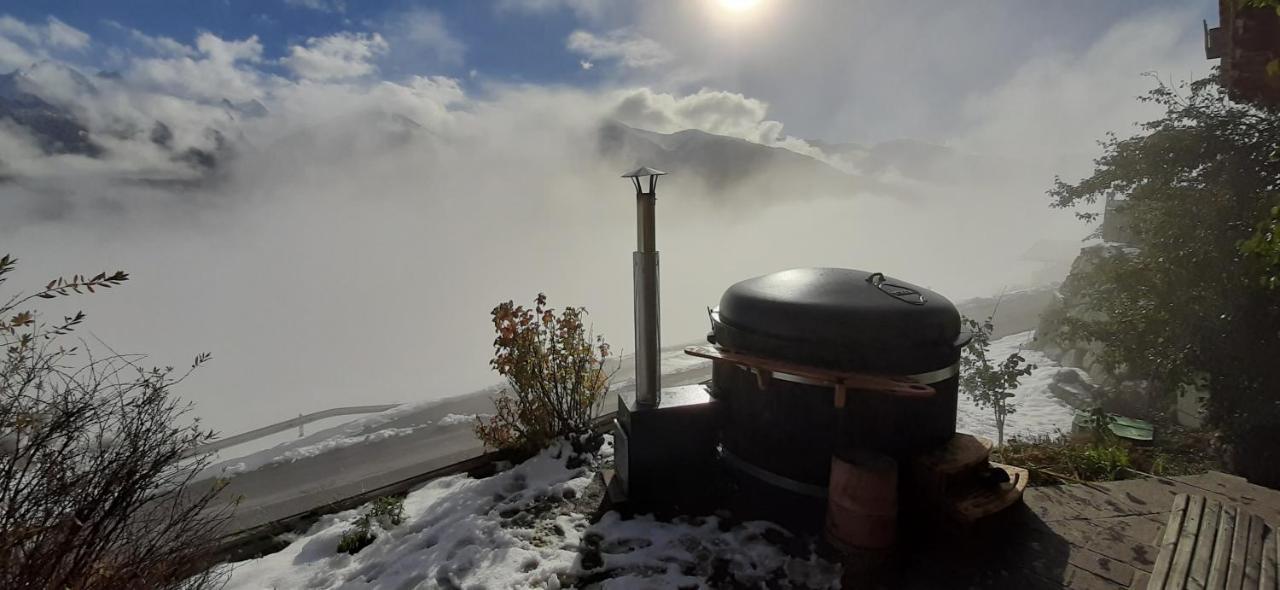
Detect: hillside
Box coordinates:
(597, 121, 869, 201)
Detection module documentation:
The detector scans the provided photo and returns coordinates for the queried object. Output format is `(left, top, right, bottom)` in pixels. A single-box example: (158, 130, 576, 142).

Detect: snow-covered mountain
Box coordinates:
(597, 120, 869, 200)
(0, 66, 100, 157)
(598, 121, 1027, 203)
(0, 63, 240, 183)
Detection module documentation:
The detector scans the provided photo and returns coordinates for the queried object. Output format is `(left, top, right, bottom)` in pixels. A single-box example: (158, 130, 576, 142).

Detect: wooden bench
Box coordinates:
(1147, 493, 1279, 589)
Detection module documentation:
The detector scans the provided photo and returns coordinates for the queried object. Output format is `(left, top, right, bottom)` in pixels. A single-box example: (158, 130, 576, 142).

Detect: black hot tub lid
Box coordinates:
(713, 268, 963, 373)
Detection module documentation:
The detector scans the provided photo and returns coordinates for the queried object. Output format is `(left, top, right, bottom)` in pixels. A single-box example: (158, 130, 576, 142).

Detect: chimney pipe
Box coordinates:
(622, 167, 666, 409)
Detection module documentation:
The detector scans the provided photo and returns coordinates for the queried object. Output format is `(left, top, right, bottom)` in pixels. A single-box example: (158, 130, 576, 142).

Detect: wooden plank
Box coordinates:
(1169, 495, 1207, 590)
(1060, 563, 1127, 590)
(1206, 504, 1236, 590)
(1068, 545, 1137, 588)
(992, 510, 1137, 588)
(1174, 474, 1280, 525)
(1188, 499, 1221, 589)
(1151, 494, 1190, 590)
(1052, 514, 1167, 573)
(1031, 481, 1169, 524)
(685, 345, 935, 400)
(1226, 510, 1251, 590)
(1262, 522, 1277, 590)
(1245, 514, 1266, 589)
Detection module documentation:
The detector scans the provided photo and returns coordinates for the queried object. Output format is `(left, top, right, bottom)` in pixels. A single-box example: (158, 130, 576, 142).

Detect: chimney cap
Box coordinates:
(621, 166, 667, 178)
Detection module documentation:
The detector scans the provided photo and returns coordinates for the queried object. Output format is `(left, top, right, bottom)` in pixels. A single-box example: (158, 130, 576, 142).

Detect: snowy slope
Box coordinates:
(956, 330, 1075, 442)
(223, 437, 840, 589)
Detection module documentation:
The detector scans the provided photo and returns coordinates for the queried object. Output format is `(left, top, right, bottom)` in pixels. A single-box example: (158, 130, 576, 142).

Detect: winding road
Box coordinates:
(211, 348, 713, 533)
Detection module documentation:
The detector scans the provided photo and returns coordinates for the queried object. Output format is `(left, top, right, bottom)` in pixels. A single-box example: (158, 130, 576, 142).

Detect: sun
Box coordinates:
(718, 0, 762, 13)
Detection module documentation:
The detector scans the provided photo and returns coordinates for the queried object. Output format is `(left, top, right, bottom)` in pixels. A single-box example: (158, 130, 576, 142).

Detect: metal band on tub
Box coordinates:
(718, 446, 829, 499)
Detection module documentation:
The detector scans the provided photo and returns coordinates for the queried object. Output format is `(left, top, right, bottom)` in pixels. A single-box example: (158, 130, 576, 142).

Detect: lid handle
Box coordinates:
(865, 272, 928, 306)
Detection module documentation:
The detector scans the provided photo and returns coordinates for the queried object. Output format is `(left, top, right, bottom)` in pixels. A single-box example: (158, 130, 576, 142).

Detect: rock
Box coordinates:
(1048, 368, 1097, 409)
(1051, 367, 1096, 391)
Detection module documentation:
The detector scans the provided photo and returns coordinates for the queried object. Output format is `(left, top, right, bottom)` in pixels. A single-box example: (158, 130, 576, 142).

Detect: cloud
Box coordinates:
(284, 0, 346, 14)
(283, 32, 389, 81)
(496, 0, 607, 20)
(44, 16, 89, 50)
(125, 33, 268, 101)
(104, 20, 195, 57)
(0, 34, 36, 70)
(0, 5, 1214, 436)
(0, 15, 89, 53)
(609, 87, 826, 160)
(196, 33, 263, 64)
(567, 29, 671, 69)
(383, 9, 465, 67)
(956, 8, 1204, 168)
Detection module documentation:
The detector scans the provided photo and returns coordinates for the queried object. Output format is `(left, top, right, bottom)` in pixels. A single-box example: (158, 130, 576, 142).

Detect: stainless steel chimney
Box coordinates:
(622, 166, 666, 409)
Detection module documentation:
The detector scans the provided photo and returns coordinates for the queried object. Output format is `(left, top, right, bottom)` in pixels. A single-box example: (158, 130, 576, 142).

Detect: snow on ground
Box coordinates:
(607, 344, 712, 389)
(583, 513, 840, 589)
(197, 392, 500, 481)
(223, 436, 840, 590)
(956, 330, 1075, 442)
(657, 344, 714, 374)
(216, 426, 424, 477)
(437, 413, 481, 426)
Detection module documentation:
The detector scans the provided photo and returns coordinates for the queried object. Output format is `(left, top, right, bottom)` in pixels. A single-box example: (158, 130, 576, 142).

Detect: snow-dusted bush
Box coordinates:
(0, 254, 231, 589)
(336, 496, 405, 555)
(475, 294, 613, 454)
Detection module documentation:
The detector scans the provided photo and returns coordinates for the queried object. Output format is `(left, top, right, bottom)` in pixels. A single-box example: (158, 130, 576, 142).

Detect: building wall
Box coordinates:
(1214, 0, 1280, 107)
(1176, 374, 1210, 430)
(1100, 195, 1134, 243)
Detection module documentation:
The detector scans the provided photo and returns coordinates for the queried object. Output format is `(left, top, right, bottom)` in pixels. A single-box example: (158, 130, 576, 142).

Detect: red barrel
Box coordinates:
(825, 450, 898, 552)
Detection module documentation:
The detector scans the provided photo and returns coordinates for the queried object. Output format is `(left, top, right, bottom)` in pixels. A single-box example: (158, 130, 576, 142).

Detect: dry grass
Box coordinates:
(998, 427, 1220, 486)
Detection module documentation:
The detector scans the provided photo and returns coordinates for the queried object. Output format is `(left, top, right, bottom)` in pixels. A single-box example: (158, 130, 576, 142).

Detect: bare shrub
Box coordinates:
(475, 294, 614, 454)
(0, 254, 233, 589)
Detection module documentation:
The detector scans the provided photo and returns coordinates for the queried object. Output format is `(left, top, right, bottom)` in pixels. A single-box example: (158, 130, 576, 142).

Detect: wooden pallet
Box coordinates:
(1147, 493, 1279, 589)
(955, 462, 1029, 523)
(909, 434, 1028, 524)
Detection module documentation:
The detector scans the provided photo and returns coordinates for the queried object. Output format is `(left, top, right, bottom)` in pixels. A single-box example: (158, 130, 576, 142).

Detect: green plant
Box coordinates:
(1000, 436, 1133, 485)
(336, 496, 405, 555)
(475, 294, 614, 454)
(960, 315, 1035, 446)
(1240, 204, 1280, 290)
(1085, 406, 1117, 442)
(1003, 426, 1219, 486)
(368, 496, 405, 528)
(0, 254, 230, 589)
(336, 524, 376, 555)
(1048, 74, 1280, 485)
(1074, 444, 1132, 481)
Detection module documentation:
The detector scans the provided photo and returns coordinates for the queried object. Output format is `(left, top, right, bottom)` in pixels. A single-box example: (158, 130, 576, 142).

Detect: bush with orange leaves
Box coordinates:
(475, 294, 614, 454)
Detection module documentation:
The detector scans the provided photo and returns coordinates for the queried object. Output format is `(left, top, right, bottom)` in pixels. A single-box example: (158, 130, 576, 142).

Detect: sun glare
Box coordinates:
(718, 0, 762, 13)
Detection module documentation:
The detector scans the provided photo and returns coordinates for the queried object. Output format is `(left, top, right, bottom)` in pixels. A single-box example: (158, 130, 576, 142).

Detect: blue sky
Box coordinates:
(0, 1, 592, 87)
(0, 0, 1217, 142)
